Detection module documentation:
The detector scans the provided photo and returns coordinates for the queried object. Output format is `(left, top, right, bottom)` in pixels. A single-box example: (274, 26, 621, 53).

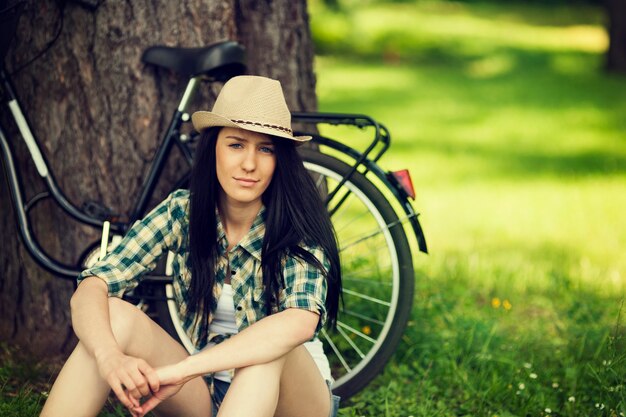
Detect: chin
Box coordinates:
(228, 193, 263, 205)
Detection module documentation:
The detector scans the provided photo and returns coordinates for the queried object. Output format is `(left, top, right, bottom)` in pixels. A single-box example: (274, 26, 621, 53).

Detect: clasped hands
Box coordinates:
(96, 349, 187, 417)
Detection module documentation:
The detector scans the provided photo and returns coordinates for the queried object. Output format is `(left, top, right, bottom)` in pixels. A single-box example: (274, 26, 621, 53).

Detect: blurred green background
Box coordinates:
(309, 0, 626, 415)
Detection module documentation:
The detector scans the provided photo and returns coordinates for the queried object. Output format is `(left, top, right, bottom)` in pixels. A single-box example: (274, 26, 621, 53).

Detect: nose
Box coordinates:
(241, 148, 256, 172)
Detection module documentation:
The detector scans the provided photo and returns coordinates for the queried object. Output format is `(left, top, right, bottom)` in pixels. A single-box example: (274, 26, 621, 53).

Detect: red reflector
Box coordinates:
(391, 169, 416, 199)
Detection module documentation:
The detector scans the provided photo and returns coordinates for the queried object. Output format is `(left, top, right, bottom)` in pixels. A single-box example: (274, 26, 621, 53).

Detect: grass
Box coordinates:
(0, 344, 129, 417)
(309, 1, 626, 416)
(0, 345, 50, 417)
(3, 1, 626, 416)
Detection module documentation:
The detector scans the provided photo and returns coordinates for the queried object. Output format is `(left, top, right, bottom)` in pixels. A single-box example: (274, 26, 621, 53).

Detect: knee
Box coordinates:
(107, 297, 139, 348)
(234, 355, 285, 382)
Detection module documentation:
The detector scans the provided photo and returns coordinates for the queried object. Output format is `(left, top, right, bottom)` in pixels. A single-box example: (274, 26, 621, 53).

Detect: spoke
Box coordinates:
(340, 214, 416, 251)
(343, 277, 393, 286)
(337, 324, 365, 359)
(340, 244, 394, 259)
(342, 309, 386, 326)
(340, 228, 386, 251)
(331, 204, 366, 234)
(321, 328, 351, 373)
(343, 289, 391, 307)
(337, 321, 377, 344)
(333, 208, 374, 234)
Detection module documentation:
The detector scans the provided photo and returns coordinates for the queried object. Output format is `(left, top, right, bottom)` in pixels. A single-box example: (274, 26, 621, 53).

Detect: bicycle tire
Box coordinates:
(298, 150, 414, 399)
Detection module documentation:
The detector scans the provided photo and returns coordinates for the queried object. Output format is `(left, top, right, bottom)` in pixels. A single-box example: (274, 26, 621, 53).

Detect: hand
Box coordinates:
(130, 364, 188, 416)
(95, 348, 159, 410)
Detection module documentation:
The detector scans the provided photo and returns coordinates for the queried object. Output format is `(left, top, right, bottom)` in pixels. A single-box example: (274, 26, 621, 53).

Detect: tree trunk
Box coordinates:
(606, 0, 626, 73)
(0, 0, 317, 356)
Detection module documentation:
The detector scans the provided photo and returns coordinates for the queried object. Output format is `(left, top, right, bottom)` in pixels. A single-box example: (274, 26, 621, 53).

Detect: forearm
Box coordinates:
(179, 308, 318, 381)
(70, 276, 120, 359)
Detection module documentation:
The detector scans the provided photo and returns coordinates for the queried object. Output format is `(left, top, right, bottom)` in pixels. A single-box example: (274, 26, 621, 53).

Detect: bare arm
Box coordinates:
(183, 307, 317, 380)
(71, 276, 159, 409)
(70, 276, 118, 360)
(146, 307, 318, 390)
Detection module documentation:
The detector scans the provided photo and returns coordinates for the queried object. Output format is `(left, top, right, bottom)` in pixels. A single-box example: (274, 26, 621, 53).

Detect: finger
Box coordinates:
(126, 392, 144, 417)
(136, 395, 163, 416)
(119, 374, 142, 400)
(130, 406, 144, 417)
(129, 368, 151, 397)
(138, 360, 160, 393)
(126, 391, 140, 408)
(110, 382, 135, 410)
(132, 407, 147, 417)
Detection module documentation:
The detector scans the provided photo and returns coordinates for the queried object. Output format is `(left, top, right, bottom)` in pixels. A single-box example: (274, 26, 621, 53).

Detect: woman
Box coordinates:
(40, 76, 342, 417)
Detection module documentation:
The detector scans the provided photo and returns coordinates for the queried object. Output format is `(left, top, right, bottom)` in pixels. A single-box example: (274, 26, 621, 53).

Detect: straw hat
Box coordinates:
(192, 75, 311, 143)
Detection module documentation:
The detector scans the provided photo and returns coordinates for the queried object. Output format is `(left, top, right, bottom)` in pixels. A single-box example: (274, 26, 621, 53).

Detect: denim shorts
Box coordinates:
(210, 378, 340, 417)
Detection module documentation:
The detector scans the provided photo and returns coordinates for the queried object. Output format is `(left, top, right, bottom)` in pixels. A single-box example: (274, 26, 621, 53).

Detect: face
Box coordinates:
(215, 127, 277, 210)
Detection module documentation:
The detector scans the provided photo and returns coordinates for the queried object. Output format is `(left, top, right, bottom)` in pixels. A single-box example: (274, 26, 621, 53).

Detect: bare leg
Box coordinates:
(217, 345, 330, 417)
(40, 298, 212, 417)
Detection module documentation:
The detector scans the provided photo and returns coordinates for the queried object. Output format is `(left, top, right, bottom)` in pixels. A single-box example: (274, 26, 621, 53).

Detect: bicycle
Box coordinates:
(0, 0, 428, 401)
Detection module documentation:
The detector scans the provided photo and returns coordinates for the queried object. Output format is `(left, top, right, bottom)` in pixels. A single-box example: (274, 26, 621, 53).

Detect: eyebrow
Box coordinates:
(225, 135, 274, 146)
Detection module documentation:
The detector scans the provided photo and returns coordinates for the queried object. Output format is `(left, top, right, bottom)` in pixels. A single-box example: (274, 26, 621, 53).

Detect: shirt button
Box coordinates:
(236, 306, 243, 311)
(230, 269, 236, 275)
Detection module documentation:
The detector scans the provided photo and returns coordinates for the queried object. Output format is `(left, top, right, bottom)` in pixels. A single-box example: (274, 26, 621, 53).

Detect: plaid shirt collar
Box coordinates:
(216, 206, 266, 261)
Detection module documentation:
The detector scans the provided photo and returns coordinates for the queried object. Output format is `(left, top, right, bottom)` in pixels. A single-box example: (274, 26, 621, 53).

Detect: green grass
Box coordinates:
(0, 345, 129, 416)
(310, 1, 626, 416)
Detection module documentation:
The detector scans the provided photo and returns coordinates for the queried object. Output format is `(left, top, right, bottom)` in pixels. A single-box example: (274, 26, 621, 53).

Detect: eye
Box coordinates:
(228, 143, 244, 149)
(259, 146, 274, 154)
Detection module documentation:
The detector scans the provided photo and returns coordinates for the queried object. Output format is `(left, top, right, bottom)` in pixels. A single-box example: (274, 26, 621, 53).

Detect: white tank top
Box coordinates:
(208, 284, 332, 383)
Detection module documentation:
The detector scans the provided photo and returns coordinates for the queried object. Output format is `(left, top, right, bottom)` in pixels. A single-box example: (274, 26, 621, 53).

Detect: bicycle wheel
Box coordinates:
(299, 149, 414, 400)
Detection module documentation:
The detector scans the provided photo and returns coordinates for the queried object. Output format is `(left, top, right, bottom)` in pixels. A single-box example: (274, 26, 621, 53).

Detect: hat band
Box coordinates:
(231, 119, 293, 135)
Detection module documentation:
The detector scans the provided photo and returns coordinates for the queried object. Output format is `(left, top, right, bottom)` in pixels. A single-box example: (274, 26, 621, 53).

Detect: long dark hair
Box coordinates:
(188, 127, 341, 341)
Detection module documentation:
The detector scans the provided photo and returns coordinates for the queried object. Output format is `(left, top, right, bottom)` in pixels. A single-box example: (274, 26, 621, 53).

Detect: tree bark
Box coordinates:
(606, 0, 626, 73)
(0, 0, 317, 356)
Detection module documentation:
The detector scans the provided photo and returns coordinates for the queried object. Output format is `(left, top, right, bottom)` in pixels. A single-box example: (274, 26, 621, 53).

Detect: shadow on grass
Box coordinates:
(319, 46, 626, 180)
(407, 140, 626, 178)
(321, 47, 625, 115)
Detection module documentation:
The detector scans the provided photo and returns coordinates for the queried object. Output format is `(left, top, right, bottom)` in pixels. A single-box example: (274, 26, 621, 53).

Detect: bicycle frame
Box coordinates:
(1, 67, 427, 282)
(0, 67, 199, 279)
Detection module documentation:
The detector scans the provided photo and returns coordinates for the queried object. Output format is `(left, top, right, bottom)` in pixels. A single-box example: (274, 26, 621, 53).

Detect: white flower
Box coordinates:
(552, 382, 559, 388)
(530, 373, 538, 379)
(568, 396, 575, 402)
(519, 383, 525, 390)
(524, 362, 532, 369)
(545, 408, 552, 414)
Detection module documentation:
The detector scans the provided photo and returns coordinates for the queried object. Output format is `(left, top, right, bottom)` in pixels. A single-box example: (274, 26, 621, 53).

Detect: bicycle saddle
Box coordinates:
(142, 41, 246, 80)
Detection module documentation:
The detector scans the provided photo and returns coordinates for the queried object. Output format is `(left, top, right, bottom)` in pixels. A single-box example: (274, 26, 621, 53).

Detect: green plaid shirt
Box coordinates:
(78, 189, 329, 350)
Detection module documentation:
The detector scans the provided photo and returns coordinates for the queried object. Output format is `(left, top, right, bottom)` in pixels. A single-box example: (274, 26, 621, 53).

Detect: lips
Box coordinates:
(234, 177, 259, 186)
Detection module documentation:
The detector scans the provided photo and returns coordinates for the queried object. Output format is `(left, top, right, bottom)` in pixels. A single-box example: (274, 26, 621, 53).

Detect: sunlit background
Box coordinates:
(309, 0, 626, 415)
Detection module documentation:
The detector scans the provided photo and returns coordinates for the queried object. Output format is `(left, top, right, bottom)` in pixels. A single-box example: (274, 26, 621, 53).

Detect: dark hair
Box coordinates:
(187, 127, 341, 341)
